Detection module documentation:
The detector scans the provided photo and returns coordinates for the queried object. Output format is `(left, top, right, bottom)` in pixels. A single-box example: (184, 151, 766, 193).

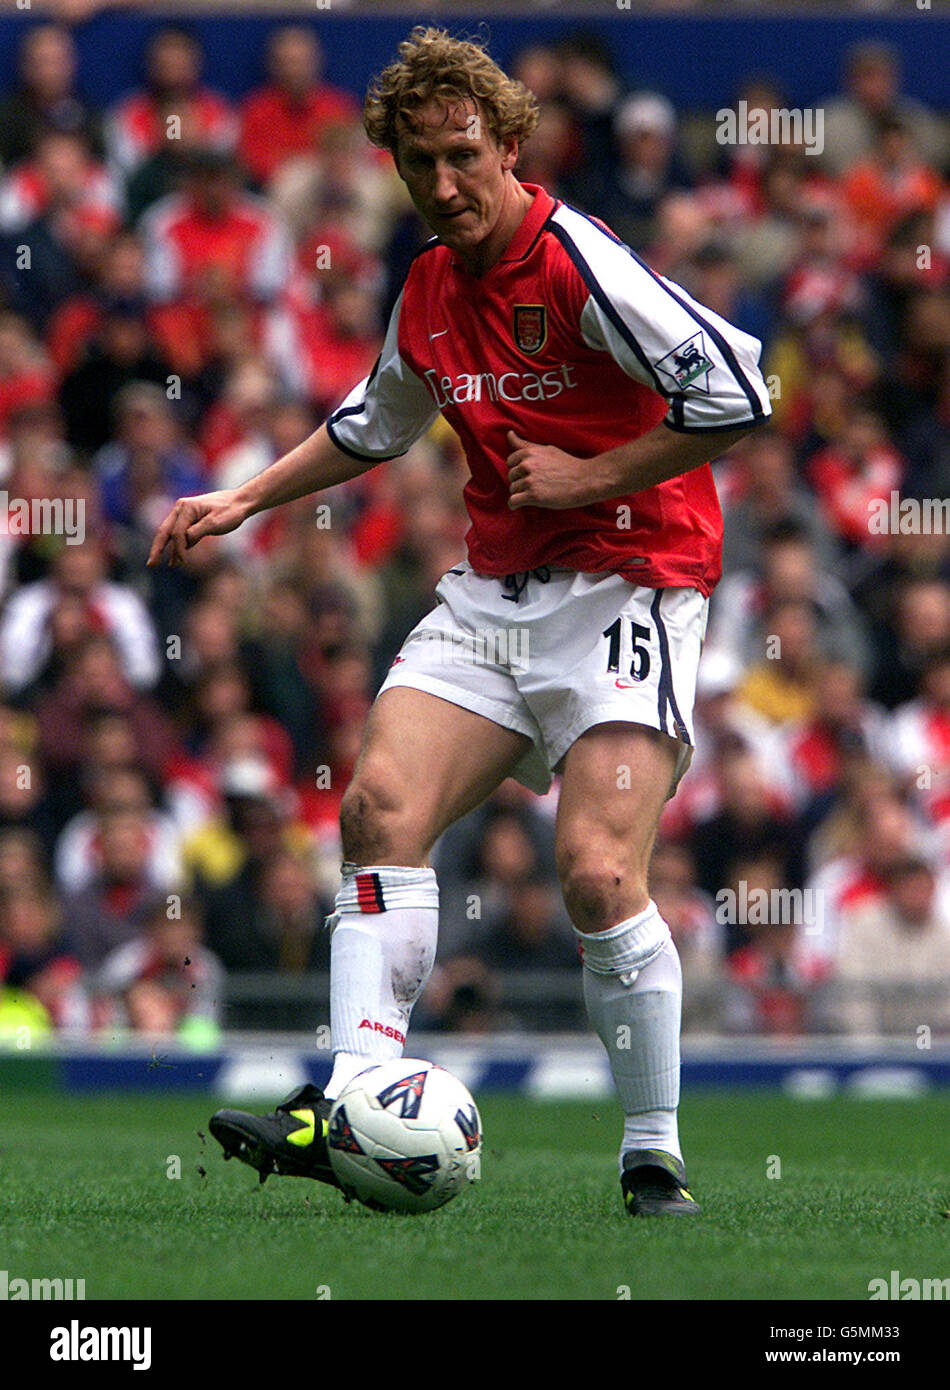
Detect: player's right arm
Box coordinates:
(148, 288, 440, 567)
(147, 424, 372, 567)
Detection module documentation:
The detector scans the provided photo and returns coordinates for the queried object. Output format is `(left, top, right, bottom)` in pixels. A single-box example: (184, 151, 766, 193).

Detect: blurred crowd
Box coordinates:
(0, 22, 948, 1041)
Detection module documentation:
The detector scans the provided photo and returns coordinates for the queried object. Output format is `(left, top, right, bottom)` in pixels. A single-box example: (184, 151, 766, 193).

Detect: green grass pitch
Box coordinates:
(2, 1089, 949, 1300)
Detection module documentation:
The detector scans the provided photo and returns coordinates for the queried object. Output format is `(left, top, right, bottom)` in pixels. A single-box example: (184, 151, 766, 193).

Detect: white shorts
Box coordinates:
(378, 562, 709, 796)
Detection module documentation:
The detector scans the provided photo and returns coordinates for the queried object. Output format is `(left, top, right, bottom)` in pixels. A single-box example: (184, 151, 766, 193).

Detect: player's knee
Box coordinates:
(557, 844, 647, 934)
(339, 768, 422, 865)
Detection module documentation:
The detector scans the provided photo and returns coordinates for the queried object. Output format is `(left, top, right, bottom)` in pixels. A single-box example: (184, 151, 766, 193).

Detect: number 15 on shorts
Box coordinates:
(603, 617, 651, 685)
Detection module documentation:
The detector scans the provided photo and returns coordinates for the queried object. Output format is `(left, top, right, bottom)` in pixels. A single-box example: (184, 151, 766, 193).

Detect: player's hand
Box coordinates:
(147, 489, 249, 567)
(506, 431, 595, 510)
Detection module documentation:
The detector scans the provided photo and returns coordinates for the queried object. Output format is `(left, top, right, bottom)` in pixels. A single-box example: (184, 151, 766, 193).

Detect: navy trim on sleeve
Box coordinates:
(547, 221, 669, 398)
(557, 204, 767, 425)
(325, 414, 405, 464)
(662, 415, 768, 435)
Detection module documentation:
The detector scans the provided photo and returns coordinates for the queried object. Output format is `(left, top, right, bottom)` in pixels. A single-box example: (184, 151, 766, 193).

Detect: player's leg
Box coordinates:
(555, 721, 699, 1216)
(211, 686, 531, 1184)
(327, 685, 532, 1096)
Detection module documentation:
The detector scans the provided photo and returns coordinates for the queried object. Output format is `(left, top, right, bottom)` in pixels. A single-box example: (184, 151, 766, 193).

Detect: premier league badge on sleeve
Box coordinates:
(654, 332, 714, 393)
(513, 304, 547, 355)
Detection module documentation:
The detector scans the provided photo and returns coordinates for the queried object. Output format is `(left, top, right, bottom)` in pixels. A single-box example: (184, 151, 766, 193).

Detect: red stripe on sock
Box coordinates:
(355, 872, 385, 913)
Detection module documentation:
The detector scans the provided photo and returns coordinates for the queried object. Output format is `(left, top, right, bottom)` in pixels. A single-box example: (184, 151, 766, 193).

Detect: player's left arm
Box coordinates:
(506, 420, 753, 510)
(508, 224, 771, 510)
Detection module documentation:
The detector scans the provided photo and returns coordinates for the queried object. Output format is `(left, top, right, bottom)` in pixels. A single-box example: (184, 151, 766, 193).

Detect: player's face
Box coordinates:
(395, 99, 520, 267)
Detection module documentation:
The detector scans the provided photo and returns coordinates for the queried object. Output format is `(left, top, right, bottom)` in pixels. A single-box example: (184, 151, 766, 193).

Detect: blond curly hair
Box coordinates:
(363, 26, 539, 157)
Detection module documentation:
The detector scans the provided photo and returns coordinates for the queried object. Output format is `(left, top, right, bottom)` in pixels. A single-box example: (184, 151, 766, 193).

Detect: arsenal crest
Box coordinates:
(513, 304, 547, 355)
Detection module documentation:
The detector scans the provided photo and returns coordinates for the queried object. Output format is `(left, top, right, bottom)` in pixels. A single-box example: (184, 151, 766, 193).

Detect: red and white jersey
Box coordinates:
(889, 698, 950, 824)
(106, 89, 237, 175)
(141, 191, 293, 304)
(327, 184, 771, 594)
(0, 159, 122, 234)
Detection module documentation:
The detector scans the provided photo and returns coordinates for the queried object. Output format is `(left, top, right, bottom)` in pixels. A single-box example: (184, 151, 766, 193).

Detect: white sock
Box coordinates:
(325, 866, 438, 1098)
(575, 902, 683, 1172)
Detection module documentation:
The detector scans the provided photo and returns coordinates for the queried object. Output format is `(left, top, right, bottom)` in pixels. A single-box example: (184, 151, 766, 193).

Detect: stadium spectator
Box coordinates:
(201, 817, 330, 974)
(556, 31, 627, 208)
(275, 276, 382, 420)
(54, 764, 182, 896)
(842, 115, 941, 270)
(509, 42, 564, 109)
(799, 768, 943, 977)
(473, 871, 577, 972)
(713, 74, 788, 213)
(0, 826, 49, 896)
(416, 956, 504, 1034)
(0, 741, 62, 858)
(276, 511, 383, 657)
(722, 855, 811, 1035)
(869, 578, 950, 710)
(513, 100, 576, 201)
(0, 877, 83, 1030)
(707, 520, 871, 675)
(720, 430, 839, 576)
(61, 803, 166, 969)
(806, 405, 904, 551)
(434, 789, 558, 957)
(0, 133, 122, 336)
(888, 647, 950, 832)
(736, 597, 826, 727)
(728, 147, 831, 294)
(92, 893, 223, 1037)
(47, 228, 150, 376)
(141, 147, 291, 306)
(602, 92, 694, 250)
(820, 40, 946, 179)
(0, 402, 84, 600)
(781, 659, 890, 815)
(242, 576, 328, 780)
(689, 741, 804, 947)
(238, 27, 359, 188)
(0, 314, 57, 440)
(649, 839, 724, 1030)
(105, 27, 236, 179)
(91, 383, 204, 548)
(60, 318, 174, 459)
(0, 129, 120, 238)
(0, 542, 161, 696)
(0, 24, 102, 169)
(271, 118, 395, 255)
(33, 633, 176, 778)
(832, 856, 950, 1034)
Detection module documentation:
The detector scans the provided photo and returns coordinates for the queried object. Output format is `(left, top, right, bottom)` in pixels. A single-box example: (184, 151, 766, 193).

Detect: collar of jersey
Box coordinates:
(447, 182, 556, 274)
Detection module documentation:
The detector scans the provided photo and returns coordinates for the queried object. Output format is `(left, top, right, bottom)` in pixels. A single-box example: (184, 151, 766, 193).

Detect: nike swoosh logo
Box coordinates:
(615, 678, 642, 689)
(429, 329, 448, 339)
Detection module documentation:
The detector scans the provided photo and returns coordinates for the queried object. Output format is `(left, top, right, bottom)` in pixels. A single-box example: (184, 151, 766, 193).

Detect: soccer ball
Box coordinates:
(326, 1058, 482, 1213)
